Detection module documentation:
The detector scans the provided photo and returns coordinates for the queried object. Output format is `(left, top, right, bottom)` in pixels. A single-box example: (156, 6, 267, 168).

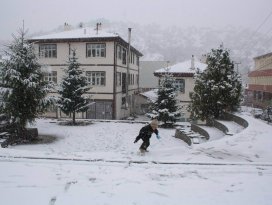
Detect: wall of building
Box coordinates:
(247, 52, 272, 108)
(254, 53, 272, 71)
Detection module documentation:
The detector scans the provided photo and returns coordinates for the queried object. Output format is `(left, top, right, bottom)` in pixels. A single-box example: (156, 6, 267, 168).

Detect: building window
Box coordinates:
(87, 43, 106, 57)
(117, 45, 122, 60)
(39, 44, 57, 58)
(130, 52, 135, 64)
(116, 72, 121, 86)
(122, 73, 126, 93)
(122, 97, 127, 108)
(43, 71, 57, 83)
(129, 74, 135, 85)
(86, 71, 105, 86)
(174, 79, 185, 93)
(122, 48, 127, 65)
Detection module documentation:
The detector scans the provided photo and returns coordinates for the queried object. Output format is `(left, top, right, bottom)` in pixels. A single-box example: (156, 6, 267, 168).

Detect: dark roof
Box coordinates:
(254, 52, 272, 60)
(248, 69, 272, 77)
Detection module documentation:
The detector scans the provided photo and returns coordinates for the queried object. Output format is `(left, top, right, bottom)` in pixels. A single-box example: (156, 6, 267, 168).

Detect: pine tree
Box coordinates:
(57, 50, 91, 125)
(0, 29, 52, 138)
(148, 73, 180, 127)
(189, 46, 242, 121)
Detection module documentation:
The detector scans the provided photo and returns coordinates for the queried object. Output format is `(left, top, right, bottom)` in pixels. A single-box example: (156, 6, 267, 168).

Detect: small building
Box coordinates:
(246, 52, 272, 108)
(139, 61, 170, 91)
(154, 56, 207, 121)
(133, 89, 158, 115)
(28, 25, 143, 120)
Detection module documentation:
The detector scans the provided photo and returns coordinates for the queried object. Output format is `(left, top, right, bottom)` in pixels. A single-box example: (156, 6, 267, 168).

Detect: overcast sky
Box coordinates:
(1, 0, 272, 40)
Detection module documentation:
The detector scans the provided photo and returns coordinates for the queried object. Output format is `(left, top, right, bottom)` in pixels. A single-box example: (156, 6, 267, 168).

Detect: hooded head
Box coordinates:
(150, 119, 158, 130)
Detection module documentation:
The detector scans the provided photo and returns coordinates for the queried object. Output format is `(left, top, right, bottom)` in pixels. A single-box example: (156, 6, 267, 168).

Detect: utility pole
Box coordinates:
(234, 61, 241, 73)
(95, 22, 101, 35)
(126, 28, 132, 111)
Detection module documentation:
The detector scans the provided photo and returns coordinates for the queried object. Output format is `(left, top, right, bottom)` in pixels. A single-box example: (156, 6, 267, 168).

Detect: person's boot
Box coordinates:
(139, 148, 145, 153)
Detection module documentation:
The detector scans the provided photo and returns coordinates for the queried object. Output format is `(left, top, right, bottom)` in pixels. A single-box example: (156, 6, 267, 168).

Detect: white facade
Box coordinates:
(29, 27, 143, 120)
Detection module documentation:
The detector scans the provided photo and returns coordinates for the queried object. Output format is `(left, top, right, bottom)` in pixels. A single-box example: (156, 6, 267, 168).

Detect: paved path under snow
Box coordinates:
(0, 157, 271, 205)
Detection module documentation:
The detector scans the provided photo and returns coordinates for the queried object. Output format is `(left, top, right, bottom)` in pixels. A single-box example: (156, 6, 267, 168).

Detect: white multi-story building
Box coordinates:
(247, 52, 272, 108)
(29, 26, 143, 120)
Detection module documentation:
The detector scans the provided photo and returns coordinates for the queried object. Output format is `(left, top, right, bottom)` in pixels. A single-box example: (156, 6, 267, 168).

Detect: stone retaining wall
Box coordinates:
(174, 129, 192, 146)
(191, 124, 210, 140)
(221, 112, 249, 128)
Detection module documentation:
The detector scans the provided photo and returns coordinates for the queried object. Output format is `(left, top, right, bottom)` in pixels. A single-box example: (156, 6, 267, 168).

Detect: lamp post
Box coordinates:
(234, 61, 241, 73)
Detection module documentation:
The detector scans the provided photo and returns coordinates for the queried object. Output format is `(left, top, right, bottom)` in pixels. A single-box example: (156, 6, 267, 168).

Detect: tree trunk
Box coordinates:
(26, 128, 38, 140)
(72, 112, 76, 125)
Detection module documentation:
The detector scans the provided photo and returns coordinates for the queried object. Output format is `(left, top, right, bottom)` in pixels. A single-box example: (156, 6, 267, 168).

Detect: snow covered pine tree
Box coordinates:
(0, 28, 53, 145)
(189, 46, 242, 121)
(148, 72, 180, 127)
(57, 49, 91, 125)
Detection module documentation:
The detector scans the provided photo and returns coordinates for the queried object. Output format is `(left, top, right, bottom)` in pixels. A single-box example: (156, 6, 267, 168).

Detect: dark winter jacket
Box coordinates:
(134, 124, 158, 143)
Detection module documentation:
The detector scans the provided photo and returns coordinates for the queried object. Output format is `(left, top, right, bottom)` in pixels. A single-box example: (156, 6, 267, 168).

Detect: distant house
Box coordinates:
(28, 25, 143, 120)
(139, 61, 170, 91)
(133, 60, 171, 115)
(246, 52, 272, 108)
(154, 56, 207, 120)
(133, 89, 158, 115)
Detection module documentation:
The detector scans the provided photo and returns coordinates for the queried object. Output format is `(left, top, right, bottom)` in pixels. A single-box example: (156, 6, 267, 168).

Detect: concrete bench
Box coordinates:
(188, 133, 201, 138)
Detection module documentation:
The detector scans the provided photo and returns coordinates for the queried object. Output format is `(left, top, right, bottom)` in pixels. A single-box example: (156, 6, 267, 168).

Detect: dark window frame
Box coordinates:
(86, 71, 106, 86)
(39, 44, 57, 58)
(86, 43, 106, 58)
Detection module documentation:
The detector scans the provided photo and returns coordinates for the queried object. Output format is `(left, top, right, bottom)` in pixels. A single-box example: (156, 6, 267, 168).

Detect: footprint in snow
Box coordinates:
(64, 181, 77, 192)
(49, 196, 56, 205)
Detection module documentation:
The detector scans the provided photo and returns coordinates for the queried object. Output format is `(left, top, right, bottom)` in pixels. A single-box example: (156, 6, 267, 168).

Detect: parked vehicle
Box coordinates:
(260, 106, 272, 123)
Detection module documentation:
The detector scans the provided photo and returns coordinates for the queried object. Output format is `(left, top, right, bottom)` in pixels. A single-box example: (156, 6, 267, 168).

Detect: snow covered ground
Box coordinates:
(0, 108, 272, 205)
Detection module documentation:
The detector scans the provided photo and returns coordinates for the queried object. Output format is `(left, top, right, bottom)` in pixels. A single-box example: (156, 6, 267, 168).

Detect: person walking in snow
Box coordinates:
(134, 119, 160, 152)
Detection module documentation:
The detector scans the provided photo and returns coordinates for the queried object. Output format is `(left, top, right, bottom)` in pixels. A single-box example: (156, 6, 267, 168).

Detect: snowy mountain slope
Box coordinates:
(1, 20, 271, 84)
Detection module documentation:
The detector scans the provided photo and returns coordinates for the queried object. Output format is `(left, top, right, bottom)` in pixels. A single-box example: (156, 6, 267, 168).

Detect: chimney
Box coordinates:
(64, 22, 71, 31)
(191, 55, 195, 70)
(200, 54, 207, 63)
(95, 22, 102, 35)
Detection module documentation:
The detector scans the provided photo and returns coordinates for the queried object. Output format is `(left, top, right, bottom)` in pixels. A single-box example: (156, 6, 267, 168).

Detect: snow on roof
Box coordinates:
(155, 59, 207, 74)
(30, 27, 119, 40)
(140, 89, 158, 102)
